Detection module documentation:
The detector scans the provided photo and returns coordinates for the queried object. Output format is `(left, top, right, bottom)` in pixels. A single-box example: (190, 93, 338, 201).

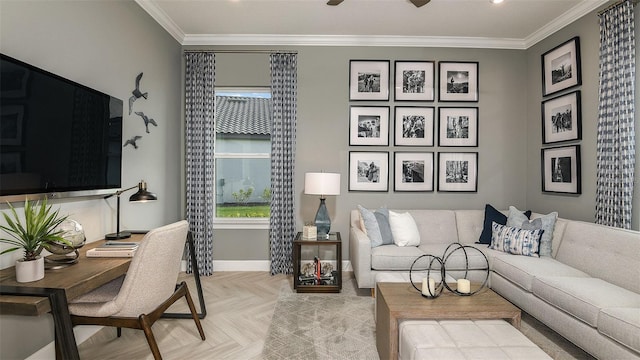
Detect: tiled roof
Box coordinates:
(216, 96, 271, 135)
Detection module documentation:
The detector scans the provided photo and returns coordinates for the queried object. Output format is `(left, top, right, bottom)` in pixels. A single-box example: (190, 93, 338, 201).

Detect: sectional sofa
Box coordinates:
(349, 207, 640, 359)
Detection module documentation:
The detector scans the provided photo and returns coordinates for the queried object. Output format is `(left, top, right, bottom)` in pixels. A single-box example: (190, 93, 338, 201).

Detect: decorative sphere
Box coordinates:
(45, 219, 86, 255)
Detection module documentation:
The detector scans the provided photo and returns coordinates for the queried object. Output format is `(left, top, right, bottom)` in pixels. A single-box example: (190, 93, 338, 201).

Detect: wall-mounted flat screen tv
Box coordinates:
(0, 54, 122, 202)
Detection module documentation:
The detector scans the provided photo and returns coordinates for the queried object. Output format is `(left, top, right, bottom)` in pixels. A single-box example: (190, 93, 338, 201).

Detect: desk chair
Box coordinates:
(68, 220, 205, 359)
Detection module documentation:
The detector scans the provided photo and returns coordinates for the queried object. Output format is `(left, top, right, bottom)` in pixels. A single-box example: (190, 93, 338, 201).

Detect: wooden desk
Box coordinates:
(0, 235, 141, 359)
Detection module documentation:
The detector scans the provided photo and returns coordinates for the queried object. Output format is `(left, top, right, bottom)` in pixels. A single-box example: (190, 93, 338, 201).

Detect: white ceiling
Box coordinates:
(135, 0, 612, 49)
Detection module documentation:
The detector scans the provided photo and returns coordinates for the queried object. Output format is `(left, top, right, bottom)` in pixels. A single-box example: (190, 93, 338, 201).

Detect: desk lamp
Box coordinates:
(105, 180, 157, 240)
(304, 172, 341, 239)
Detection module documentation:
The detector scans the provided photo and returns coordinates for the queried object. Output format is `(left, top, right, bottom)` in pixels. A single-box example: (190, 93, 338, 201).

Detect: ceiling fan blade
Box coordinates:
(327, 0, 344, 5)
(410, 0, 430, 7)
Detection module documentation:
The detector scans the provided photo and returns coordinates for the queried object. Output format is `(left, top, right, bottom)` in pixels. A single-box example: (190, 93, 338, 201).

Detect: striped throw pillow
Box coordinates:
(490, 222, 544, 257)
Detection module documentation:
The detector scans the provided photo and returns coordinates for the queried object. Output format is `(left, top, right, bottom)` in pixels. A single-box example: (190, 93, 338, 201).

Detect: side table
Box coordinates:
(292, 232, 342, 293)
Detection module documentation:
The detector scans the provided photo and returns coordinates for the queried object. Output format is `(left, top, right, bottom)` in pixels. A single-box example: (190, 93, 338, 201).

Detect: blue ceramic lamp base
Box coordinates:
(314, 197, 331, 239)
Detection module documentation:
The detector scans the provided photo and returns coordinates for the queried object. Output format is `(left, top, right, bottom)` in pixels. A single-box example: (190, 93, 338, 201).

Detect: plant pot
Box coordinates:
(15, 256, 45, 283)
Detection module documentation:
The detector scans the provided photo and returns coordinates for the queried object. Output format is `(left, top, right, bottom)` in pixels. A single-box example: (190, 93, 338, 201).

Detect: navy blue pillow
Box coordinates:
(478, 204, 531, 244)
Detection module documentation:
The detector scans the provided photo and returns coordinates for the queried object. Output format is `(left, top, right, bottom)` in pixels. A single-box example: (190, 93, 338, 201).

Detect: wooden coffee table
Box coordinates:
(375, 282, 521, 360)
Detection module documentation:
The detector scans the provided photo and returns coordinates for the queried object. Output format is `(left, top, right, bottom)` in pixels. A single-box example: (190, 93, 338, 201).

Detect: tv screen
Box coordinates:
(0, 54, 122, 202)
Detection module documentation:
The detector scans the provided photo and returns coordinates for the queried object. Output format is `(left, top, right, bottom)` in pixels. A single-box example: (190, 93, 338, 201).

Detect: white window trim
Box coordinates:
(213, 217, 270, 230)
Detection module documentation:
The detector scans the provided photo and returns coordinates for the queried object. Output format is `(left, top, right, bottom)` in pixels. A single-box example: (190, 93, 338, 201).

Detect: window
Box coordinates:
(214, 88, 271, 228)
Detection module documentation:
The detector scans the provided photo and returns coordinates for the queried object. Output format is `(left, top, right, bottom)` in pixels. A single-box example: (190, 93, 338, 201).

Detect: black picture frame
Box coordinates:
(394, 61, 435, 101)
(542, 91, 582, 144)
(349, 106, 389, 146)
(394, 106, 434, 147)
(541, 145, 581, 194)
(438, 107, 478, 147)
(394, 152, 434, 192)
(542, 37, 581, 97)
(438, 61, 479, 102)
(349, 60, 390, 101)
(348, 151, 389, 192)
(437, 152, 478, 192)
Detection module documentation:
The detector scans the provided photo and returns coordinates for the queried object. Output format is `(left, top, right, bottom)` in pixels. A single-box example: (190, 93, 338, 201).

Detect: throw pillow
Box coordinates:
(507, 206, 558, 257)
(490, 222, 543, 257)
(358, 205, 383, 248)
(389, 211, 420, 247)
(477, 204, 532, 244)
(374, 207, 394, 245)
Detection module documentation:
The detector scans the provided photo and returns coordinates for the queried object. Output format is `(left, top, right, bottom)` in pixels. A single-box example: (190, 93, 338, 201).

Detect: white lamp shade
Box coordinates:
(304, 172, 341, 196)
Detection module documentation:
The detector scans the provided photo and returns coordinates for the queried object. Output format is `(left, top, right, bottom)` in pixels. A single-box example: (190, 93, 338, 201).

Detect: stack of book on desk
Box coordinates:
(86, 241, 139, 258)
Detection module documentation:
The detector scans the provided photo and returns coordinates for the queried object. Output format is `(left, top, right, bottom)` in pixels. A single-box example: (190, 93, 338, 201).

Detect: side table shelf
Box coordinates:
(292, 232, 342, 293)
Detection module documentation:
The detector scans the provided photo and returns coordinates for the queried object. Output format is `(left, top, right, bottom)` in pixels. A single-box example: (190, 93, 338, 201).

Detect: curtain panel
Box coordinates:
(184, 52, 216, 275)
(595, 0, 636, 229)
(269, 53, 298, 275)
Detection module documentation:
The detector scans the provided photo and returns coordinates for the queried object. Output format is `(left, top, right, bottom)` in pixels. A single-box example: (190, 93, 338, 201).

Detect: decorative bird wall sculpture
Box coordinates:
(123, 135, 142, 149)
(134, 111, 158, 133)
(128, 72, 148, 115)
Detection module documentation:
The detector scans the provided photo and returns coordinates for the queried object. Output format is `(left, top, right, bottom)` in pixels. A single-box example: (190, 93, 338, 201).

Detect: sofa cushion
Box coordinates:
(478, 204, 531, 245)
(390, 211, 421, 246)
(453, 210, 485, 244)
(490, 222, 543, 257)
(406, 210, 459, 245)
(374, 207, 395, 245)
(371, 245, 424, 270)
(492, 254, 589, 292)
(419, 243, 489, 272)
(507, 206, 557, 257)
(598, 307, 640, 353)
(532, 276, 640, 327)
(358, 205, 383, 247)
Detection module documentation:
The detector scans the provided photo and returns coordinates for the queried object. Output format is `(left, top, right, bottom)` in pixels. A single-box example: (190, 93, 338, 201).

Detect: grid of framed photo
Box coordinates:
(348, 59, 480, 193)
(540, 37, 582, 195)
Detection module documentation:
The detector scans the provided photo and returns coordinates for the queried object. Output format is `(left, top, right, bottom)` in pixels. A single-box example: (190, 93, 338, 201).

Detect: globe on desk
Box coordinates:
(42, 219, 86, 269)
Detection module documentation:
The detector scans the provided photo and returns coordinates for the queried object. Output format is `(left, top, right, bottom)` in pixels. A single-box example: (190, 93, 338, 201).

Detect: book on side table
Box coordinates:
(86, 241, 139, 258)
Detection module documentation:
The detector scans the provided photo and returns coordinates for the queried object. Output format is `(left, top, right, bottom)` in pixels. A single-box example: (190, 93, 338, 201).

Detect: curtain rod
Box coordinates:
(597, 0, 637, 15)
(183, 50, 298, 54)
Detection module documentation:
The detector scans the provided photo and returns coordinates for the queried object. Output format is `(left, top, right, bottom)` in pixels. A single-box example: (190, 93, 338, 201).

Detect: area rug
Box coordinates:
(262, 284, 379, 360)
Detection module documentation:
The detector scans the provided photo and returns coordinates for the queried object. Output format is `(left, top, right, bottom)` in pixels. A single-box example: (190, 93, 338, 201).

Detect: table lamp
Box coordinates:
(105, 180, 157, 240)
(304, 172, 341, 238)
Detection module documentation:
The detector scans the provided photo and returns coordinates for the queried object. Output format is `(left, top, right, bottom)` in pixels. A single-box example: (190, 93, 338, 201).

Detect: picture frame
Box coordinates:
(541, 145, 581, 194)
(349, 60, 390, 101)
(542, 37, 581, 97)
(349, 151, 389, 192)
(349, 106, 389, 146)
(542, 90, 581, 144)
(1, 105, 24, 146)
(394, 152, 434, 192)
(438, 107, 478, 147)
(438, 61, 479, 102)
(437, 152, 478, 192)
(394, 106, 434, 146)
(394, 61, 435, 101)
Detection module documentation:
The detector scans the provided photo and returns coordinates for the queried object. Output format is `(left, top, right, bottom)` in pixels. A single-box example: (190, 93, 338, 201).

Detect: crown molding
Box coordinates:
(524, 0, 610, 48)
(182, 34, 527, 49)
(135, 0, 185, 44)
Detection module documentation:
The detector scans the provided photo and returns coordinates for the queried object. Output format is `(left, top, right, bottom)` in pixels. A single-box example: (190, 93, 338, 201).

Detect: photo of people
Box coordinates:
(446, 71, 469, 94)
(357, 160, 380, 183)
(445, 160, 468, 183)
(551, 52, 572, 85)
(358, 115, 381, 138)
(358, 72, 381, 93)
(446, 115, 469, 139)
(551, 104, 572, 133)
(402, 70, 425, 94)
(402, 160, 424, 183)
(402, 115, 425, 139)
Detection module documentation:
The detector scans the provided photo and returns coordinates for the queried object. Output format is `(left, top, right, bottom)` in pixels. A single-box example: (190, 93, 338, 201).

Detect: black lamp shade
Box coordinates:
(129, 181, 157, 202)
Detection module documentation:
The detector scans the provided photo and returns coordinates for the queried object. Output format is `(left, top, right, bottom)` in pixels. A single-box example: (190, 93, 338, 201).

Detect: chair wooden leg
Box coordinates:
(117, 327, 122, 337)
(139, 314, 162, 360)
(183, 284, 206, 340)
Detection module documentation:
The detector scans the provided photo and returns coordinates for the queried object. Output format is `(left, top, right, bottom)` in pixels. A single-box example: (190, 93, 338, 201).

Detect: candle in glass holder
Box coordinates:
(457, 278, 471, 294)
(422, 277, 436, 296)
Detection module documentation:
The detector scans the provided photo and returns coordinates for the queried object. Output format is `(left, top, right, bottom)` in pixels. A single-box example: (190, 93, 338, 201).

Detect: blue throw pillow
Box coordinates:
(358, 205, 383, 248)
(374, 207, 394, 245)
(490, 222, 543, 257)
(478, 204, 531, 244)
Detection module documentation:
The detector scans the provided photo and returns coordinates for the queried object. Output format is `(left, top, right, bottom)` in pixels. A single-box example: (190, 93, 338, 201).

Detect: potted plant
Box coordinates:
(0, 199, 70, 282)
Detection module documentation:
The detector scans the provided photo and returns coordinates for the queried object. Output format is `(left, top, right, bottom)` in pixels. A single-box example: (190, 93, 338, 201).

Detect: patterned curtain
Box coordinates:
(184, 52, 215, 275)
(595, 0, 636, 229)
(269, 53, 298, 275)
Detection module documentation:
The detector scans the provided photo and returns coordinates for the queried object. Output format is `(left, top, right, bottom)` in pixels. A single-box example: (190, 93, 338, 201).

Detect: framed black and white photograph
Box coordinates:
(542, 90, 581, 144)
(394, 152, 434, 192)
(541, 145, 581, 194)
(437, 152, 478, 192)
(349, 60, 390, 101)
(542, 37, 581, 97)
(394, 61, 435, 101)
(394, 106, 434, 146)
(349, 106, 389, 146)
(438, 61, 479, 102)
(438, 107, 478, 147)
(1, 105, 24, 146)
(349, 151, 389, 192)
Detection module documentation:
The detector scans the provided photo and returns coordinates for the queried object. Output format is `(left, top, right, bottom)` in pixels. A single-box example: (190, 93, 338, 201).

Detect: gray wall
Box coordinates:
(0, 1, 182, 358)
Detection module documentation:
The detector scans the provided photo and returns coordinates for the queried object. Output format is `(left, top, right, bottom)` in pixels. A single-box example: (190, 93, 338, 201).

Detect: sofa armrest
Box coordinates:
(349, 225, 373, 289)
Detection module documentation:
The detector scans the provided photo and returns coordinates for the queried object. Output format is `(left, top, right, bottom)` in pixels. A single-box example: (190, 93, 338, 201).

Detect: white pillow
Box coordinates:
(389, 211, 420, 246)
